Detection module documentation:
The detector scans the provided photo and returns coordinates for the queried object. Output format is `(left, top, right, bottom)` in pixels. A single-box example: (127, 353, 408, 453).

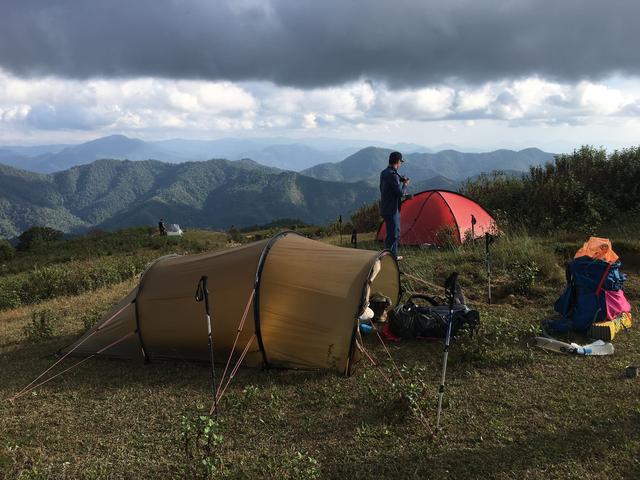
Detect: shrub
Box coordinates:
(17, 227, 64, 251)
(0, 239, 15, 261)
(23, 308, 59, 342)
(462, 146, 640, 233)
(227, 226, 243, 243)
(350, 201, 381, 233)
(508, 260, 541, 295)
(435, 225, 459, 248)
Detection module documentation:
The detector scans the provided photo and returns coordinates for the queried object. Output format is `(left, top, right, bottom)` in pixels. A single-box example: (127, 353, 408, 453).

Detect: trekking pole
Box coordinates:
(338, 215, 343, 246)
(436, 272, 458, 431)
(195, 275, 218, 415)
(485, 233, 493, 304)
(471, 214, 476, 240)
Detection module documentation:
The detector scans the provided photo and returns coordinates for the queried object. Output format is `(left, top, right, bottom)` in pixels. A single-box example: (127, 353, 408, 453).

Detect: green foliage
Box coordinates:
(350, 200, 380, 233)
(397, 364, 430, 417)
(463, 146, 640, 233)
(508, 260, 541, 295)
(0, 254, 151, 310)
(435, 224, 460, 248)
(23, 308, 59, 342)
(179, 413, 224, 478)
(0, 238, 15, 261)
(267, 451, 321, 480)
(17, 226, 63, 251)
(227, 225, 243, 243)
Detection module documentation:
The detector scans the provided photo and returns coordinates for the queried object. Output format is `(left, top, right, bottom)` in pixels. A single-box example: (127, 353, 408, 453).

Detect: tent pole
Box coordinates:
(436, 272, 458, 431)
(196, 276, 218, 415)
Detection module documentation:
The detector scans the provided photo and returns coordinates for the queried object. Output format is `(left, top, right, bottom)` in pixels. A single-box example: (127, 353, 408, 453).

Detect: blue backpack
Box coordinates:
(551, 256, 626, 333)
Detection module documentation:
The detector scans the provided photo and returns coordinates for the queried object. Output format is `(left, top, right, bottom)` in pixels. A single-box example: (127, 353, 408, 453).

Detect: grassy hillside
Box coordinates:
(0, 159, 378, 238)
(1, 228, 638, 478)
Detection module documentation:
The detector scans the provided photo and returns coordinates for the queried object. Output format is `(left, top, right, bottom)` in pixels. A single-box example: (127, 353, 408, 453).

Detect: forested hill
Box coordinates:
(302, 146, 554, 184)
(0, 159, 377, 238)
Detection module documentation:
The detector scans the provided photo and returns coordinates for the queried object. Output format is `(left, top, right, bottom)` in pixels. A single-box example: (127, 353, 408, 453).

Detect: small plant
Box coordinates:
(435, 225, 459, 249)
(23, 308, 59, 342)
(227, 384, 260, 411)
(509, 260, 540, 294)
(179, 412, 224, 478)
(289, 451, 321, 480)
(267, 450, 321, 480)
(397, 364, 429, 416)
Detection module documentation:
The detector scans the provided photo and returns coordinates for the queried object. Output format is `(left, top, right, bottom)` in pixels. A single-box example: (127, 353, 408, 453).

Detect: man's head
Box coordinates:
(388, 151, 403, 169)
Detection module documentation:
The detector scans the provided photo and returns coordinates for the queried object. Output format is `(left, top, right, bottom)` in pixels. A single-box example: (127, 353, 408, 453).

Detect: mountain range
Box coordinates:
(301, 146, 554, 183)
(0, 135, 556, 238)
(0, 135, 433, 173)
(0, 158, 378, 238)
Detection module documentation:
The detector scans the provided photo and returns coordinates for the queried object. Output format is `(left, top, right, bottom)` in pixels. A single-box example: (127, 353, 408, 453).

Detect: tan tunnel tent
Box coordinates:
(63, 232, 401, 374)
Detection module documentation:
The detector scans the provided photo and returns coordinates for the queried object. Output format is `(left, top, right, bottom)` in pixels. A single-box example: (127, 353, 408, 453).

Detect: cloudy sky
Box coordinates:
(1, 0, 639, 151)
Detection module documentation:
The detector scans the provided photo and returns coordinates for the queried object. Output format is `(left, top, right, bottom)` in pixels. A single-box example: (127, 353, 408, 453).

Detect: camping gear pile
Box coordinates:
(376, 189, 497, 246)
(537, 237, 633, 355)
(381, 291, 479, 342)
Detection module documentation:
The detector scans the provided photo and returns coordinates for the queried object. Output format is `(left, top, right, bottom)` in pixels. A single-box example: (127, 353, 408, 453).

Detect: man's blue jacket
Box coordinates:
(379, 166, 407, 217)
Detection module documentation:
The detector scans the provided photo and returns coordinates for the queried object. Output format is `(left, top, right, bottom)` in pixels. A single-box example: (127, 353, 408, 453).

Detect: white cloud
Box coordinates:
(0, 69, 640, 146)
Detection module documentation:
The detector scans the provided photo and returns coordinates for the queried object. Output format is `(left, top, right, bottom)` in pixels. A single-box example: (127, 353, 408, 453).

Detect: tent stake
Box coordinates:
(196, 276, 218, 415)
(436, 272, 458, 431)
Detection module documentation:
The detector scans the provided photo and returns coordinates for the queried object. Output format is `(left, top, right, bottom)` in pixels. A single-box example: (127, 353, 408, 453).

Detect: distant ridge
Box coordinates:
(301, 146, 555, 184)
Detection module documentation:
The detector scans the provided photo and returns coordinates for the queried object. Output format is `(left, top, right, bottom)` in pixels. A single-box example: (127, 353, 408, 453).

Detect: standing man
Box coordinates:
(158, 218, 166, 236)
(380, 151, 409, 260)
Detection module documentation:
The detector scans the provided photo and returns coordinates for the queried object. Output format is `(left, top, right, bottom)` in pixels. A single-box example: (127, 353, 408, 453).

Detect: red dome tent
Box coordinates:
(376, 190, 497, 246)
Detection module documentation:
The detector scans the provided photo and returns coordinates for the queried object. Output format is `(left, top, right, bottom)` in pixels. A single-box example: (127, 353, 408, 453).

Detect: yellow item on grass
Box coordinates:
(589, 312, 632, 342)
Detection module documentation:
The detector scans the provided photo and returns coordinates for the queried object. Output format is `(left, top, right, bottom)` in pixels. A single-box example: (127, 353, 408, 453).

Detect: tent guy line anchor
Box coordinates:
(8, 332, 134, 402)
(8, 301, 135, 403)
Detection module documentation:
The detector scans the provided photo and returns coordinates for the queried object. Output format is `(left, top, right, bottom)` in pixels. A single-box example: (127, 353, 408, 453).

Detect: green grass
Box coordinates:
(1, 230, 639, 479)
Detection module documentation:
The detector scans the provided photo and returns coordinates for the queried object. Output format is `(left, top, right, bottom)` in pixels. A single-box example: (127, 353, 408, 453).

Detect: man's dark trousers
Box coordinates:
(383, 211, 400, 258)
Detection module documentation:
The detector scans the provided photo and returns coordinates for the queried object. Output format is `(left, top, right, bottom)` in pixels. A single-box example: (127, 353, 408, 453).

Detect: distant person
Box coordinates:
(379, 151, 409, 260)
(158, 218, 166, 236)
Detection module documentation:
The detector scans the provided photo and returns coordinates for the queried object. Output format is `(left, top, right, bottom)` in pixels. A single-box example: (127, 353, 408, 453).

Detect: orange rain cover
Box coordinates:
(574, 237, 619, 263)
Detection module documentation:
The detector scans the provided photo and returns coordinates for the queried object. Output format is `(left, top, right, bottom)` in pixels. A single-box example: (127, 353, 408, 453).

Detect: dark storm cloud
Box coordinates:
(1, 0, 639, 87)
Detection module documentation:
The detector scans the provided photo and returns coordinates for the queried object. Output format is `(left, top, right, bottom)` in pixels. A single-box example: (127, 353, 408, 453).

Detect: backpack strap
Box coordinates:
(407, 293, 440, 307)
(595, 262, 612, 296)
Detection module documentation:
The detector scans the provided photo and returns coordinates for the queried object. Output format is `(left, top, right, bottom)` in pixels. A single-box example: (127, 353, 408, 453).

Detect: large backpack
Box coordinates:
(551, 257, 631, 333)
(388, 293, 480, 340)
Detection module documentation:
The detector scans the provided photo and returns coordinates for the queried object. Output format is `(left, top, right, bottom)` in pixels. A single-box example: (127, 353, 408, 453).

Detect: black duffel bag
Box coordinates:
(388, 293, 480, 340)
